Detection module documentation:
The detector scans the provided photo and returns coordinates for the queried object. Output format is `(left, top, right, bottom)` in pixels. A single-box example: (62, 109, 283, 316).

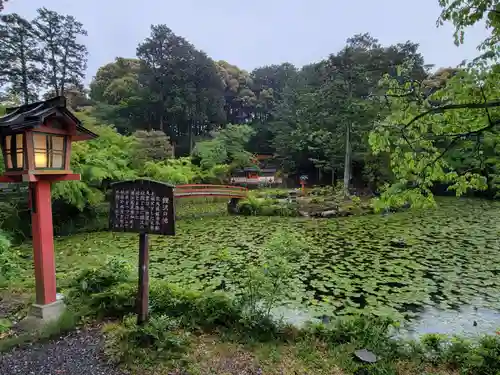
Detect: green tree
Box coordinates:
(89, 57, 141, 104)
(369, 62, 499, 210)
(131, 130, 173, 167)
(33, 7, 88, 96)
(192, 124, 255, 170)
(51, 110, 139, 209)
(438, 0, 500, 51)
(0, 13, 42, 104)
(217, 61, 257, 124)
(268, 34, 427, 189)
(136, 25, 225, 155)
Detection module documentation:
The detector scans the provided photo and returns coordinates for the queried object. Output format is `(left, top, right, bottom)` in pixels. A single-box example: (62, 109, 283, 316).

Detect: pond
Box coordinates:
(20, 197, 500, 332)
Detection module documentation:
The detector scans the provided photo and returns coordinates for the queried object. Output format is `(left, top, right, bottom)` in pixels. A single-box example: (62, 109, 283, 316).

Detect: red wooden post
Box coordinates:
(29, 180, 57, 305)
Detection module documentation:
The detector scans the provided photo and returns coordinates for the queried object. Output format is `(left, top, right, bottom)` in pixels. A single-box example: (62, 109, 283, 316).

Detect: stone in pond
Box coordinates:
(321, 210, 338, 218)
(354, 349, 378, 363)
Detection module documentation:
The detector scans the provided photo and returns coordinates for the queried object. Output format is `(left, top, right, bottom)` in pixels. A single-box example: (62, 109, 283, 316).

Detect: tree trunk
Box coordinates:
(188, 123, 193, 154)
(343, 77, 353, 197)
(19, 42, 29, 105)
(343, 121, 351, 196)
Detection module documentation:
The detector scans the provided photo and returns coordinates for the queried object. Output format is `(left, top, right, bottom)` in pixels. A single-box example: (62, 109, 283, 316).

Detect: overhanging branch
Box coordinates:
(402, 99, 500, 130)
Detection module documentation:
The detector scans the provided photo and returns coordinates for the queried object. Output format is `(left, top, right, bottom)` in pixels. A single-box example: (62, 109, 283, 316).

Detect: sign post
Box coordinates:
(109, 179, 175, 325)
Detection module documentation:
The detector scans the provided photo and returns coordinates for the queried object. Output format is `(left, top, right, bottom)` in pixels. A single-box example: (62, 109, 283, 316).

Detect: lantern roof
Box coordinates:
(0, 96, 98, 140)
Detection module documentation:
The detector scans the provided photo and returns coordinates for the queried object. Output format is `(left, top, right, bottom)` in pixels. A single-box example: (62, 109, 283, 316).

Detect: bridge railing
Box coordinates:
(174, 184, 248, 198)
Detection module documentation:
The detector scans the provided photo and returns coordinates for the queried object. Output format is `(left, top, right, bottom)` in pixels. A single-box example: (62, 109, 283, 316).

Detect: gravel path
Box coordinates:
(0, 327, 126, 375)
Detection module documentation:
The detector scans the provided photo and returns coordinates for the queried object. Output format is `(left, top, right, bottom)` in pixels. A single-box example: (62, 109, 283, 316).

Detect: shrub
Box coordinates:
(0, 231, 21, 284)
(437, 335, 500, 375)
(237, 231, 306, 317)
(67, 257, 132, 296)
(84, 282, 137, 318)
(65, 265, 277, 338)
(65, 256, 134, 317)
(103, 315, 190, 365)
(237, 194, 299, 217)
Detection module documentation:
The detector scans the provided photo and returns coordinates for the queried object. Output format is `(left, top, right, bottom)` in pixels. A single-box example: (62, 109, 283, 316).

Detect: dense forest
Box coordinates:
(0, 1, 499, 230)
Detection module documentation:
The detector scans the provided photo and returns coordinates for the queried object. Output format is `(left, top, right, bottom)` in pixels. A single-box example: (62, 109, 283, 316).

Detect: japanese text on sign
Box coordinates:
(109, 180, 175, 235)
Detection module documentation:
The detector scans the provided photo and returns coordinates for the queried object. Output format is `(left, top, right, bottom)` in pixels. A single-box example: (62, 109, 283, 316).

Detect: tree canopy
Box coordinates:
(0, 0, 499, 215)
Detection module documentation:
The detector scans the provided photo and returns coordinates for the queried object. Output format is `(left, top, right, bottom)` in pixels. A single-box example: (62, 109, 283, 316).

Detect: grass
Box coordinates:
(100, 322, 463, 375)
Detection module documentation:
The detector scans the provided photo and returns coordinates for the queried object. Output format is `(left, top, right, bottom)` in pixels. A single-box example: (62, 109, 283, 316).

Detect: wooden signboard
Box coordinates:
(109, 179, 175, 324)
(109, 179, 175, 235)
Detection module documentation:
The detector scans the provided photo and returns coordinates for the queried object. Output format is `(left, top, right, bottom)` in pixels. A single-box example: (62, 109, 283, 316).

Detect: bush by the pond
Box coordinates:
(237, 194, 299, 217)
(0, 231, 22, 285)
(103, 315, 191, 366)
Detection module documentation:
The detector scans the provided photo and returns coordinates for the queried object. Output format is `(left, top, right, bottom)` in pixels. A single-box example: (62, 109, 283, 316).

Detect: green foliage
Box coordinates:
(131, 130, 173, 167)
(47, 111, 232, 212)
(67, 256, 132, 296)
(50, 216, 500, 373)
(237, 231, 307, 317)
(66, 266, 278, 339)
(103, 315, 190, 365)
(65, 256, 500, 374)
(237, 193, 299, 217)
(407, 334, 500, 375)
(142, 158, 198, 184)
(438, 0, 500, 51)
(192, 124, 256, 170)
(0, 230, 20, 284)
(50, 110, 138, 209)
(370, 62, 499, 210)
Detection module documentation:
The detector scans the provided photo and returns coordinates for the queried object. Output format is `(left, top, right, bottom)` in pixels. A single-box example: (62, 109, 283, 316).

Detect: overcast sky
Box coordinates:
(6, 0, 491, 85)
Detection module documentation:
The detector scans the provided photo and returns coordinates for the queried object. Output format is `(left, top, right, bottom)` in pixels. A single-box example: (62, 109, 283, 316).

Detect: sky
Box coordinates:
(5, 0, 492, 85)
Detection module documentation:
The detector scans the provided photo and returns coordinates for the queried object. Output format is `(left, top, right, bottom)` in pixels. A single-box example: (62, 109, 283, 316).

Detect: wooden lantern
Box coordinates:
(0, 96, 97, 181)
(0, 96, 97, 321)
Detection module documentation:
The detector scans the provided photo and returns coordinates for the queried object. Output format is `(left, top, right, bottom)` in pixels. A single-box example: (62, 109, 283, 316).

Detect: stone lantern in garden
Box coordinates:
(0, 96, 97, 323)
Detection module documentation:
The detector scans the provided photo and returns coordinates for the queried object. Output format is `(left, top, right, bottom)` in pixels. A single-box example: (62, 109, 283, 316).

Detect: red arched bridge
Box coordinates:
(174, 184, 248, 199)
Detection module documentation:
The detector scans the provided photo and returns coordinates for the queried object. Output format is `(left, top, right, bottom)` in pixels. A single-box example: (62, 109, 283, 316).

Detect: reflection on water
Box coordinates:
(403, 304, 500, 339)
(270, 303, 500, 340)
(270, 305, 318, 328)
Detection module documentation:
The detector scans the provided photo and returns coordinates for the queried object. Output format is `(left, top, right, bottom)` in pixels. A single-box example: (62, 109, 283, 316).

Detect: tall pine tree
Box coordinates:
(0, 13, 42, 104)
(34, 7, 88, 96)
(0, 0, 8, 13)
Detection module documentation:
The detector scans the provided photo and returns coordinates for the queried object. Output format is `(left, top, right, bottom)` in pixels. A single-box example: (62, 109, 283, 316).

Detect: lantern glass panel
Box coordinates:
(3, 134, 25, 170)
(33, 133, 66, 169)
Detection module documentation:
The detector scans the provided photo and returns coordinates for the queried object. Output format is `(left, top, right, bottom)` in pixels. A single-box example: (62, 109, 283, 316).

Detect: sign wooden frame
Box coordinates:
(109, 179, 176, 324)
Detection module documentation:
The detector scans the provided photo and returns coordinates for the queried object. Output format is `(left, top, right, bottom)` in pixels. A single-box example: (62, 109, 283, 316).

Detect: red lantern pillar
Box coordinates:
(30, 180, 57, 305)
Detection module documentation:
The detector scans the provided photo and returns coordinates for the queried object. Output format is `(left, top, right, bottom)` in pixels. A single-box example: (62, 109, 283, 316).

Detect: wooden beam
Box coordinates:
(34, 126, 75, 136)
(0, 175, 18, 183)
(38, 174, 81, 182)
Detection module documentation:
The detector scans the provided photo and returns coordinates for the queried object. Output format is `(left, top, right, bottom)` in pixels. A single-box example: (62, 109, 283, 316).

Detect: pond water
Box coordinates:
(268, 302, 500, 338)
(35, 197, 500, 332)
